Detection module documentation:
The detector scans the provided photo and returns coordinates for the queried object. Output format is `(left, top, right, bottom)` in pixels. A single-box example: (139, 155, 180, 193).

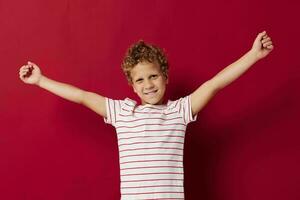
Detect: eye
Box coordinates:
(136, 78, 143, 83)
(150, 75, 158, 79)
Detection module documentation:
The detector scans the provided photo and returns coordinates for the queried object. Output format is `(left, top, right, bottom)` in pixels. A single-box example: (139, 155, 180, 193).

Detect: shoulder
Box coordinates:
(105, 97, 137, 114)
(166, 95, 190, 110)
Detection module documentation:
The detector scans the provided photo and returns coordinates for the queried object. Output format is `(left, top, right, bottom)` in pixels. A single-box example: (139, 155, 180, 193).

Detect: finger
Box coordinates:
(256, 31, 267, 42)
(28, 61, 37, 67)
(20, 65, 28, 70)
(263, 41, 273, 47)
(19, 68, 29, 74)
(260, 30, 267, 37)
(27, 62, 33, 68)
(20, 71, 28, 76)
(267, 44, 274, 50)
(19, 74, 25, 81)
(19, 68, 27, 74)
(19, 70, 24, 76)
(261, 37, 272, 43)
(20, 73, 28, 81)
(20, 72, 26, 77)
(22, 69, 31, 75)
(262, 37, 271, 43)
(22, 66, 30, 71)
(21, 65, 30, 71)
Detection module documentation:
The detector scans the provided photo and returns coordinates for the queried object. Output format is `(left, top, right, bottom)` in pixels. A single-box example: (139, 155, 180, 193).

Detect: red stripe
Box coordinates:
(121, 184, 183, 189)
(138, 106, 166, 111)
(120, 159, 182, 165)
(182, 99, 186, 124)
(118, 129, 185, 135)
(122, 191, 184, 195)
(113, 100, 116, 124)
(119, 135, 184, 141)
(116, 116, 182, 123)
(178, 98, 182, 115)
(120, 153, 183, 159)
(121, 108, 177, 115)
(117, 122, 186, 129)
(144, 198, 184, 200)
(124, 102, 134, 107)
(121, 165, 183, 171)
(119, 147, 183, 153)
(119, 141, 184, 147)
(188, 95, 191, 122)
(121, 172, 183, 177)
(107, 99, 112, 123)
(122, 178, 183, 183)
(174, 99, 179, 111)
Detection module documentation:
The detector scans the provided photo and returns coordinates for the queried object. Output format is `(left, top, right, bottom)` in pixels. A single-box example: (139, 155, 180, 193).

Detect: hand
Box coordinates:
(251, 31, 274, 60)
(19, 61, 43, 85)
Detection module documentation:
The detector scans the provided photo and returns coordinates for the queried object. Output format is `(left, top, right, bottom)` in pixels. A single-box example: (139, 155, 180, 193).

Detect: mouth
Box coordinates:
(144, 90, 158, 95)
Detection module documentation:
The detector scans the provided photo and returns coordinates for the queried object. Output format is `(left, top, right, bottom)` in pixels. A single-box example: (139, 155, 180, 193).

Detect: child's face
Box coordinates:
(130, 61, 168, 105)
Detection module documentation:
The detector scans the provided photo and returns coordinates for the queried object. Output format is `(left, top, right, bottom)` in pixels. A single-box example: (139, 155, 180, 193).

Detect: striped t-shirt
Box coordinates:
(104, 95, 197, 200)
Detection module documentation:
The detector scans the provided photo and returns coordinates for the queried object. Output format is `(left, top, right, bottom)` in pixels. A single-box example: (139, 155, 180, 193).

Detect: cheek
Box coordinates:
(158, 80, 166, 88)
(133, 85, 142, 93)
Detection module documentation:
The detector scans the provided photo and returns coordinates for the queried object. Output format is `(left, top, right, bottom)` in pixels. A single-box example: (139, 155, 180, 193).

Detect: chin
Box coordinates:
(152, 98, 164, 105)
(141, 98, 158, 105)
(140, 92, 164, 105)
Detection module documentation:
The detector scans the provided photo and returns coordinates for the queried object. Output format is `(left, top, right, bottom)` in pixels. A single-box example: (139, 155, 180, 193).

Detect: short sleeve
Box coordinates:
(172, 95, 197, 125)
(103, 97, 119, 126)
(103, 97, 137, 127)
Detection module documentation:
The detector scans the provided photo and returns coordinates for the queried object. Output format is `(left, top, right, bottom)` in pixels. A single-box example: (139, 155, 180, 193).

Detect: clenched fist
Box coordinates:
(251, 31, 274, 60)
(19, 61, 42, 85)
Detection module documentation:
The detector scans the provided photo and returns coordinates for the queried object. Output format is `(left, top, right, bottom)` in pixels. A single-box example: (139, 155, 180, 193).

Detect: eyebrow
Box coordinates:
(135, 74, 158, 82)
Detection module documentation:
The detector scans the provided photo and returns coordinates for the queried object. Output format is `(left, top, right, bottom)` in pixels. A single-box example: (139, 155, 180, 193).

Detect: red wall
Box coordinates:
(1, 0, 299, 199)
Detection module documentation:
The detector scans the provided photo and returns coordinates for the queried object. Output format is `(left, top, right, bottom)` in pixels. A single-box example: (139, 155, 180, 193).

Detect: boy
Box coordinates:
(19, 31, 273, 199)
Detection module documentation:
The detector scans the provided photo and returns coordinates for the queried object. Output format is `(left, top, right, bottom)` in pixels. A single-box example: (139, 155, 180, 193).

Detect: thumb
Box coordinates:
(28, 61, 38, 68)
(255, 31, 267, 42)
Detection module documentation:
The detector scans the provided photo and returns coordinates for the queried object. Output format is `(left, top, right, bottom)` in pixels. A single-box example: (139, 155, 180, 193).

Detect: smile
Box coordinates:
(144, 90, 158, 95)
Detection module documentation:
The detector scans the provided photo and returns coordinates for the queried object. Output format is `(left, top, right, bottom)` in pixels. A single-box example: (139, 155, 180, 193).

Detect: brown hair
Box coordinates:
(121, 40, 169, 84)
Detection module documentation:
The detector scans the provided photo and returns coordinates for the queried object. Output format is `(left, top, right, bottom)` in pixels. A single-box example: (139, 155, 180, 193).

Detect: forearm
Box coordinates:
(37, 75, 84, 104)
(210, 50, 260, 90)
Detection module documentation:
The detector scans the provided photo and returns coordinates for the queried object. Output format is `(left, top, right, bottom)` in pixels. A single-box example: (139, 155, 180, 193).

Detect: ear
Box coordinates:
(165, 75, 169, 84)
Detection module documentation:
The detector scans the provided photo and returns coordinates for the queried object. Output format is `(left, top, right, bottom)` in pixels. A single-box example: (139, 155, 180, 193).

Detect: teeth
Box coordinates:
(145, 90, 157, 95)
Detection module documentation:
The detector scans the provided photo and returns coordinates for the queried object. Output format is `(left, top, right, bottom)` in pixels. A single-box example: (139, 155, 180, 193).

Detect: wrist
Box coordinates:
(36, 75, 45, 87)
(248, 49, 261, 62)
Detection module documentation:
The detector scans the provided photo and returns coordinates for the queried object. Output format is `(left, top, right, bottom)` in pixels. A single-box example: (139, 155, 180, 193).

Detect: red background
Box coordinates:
(1, 0, 300, 199)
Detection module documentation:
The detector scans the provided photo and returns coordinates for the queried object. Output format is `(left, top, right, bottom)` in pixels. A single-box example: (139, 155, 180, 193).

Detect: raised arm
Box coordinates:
(191, 31, 274, 116)
(19, 61, 107, 118)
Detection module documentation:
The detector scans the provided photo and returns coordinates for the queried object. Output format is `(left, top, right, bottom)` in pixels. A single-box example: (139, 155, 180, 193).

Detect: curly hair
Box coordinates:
(121, 40, 169, 84)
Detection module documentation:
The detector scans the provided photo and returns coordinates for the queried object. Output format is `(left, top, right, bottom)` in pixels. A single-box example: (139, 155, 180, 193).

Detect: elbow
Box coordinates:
(77, 90, 86, 105)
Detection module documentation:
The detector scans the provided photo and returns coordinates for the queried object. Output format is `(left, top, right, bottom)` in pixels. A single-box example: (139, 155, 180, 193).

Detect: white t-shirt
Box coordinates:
(104, 95, 197, 200)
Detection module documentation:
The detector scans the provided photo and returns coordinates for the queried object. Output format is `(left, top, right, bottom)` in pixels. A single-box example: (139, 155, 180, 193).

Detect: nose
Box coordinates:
(144, 79, 154, 89)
